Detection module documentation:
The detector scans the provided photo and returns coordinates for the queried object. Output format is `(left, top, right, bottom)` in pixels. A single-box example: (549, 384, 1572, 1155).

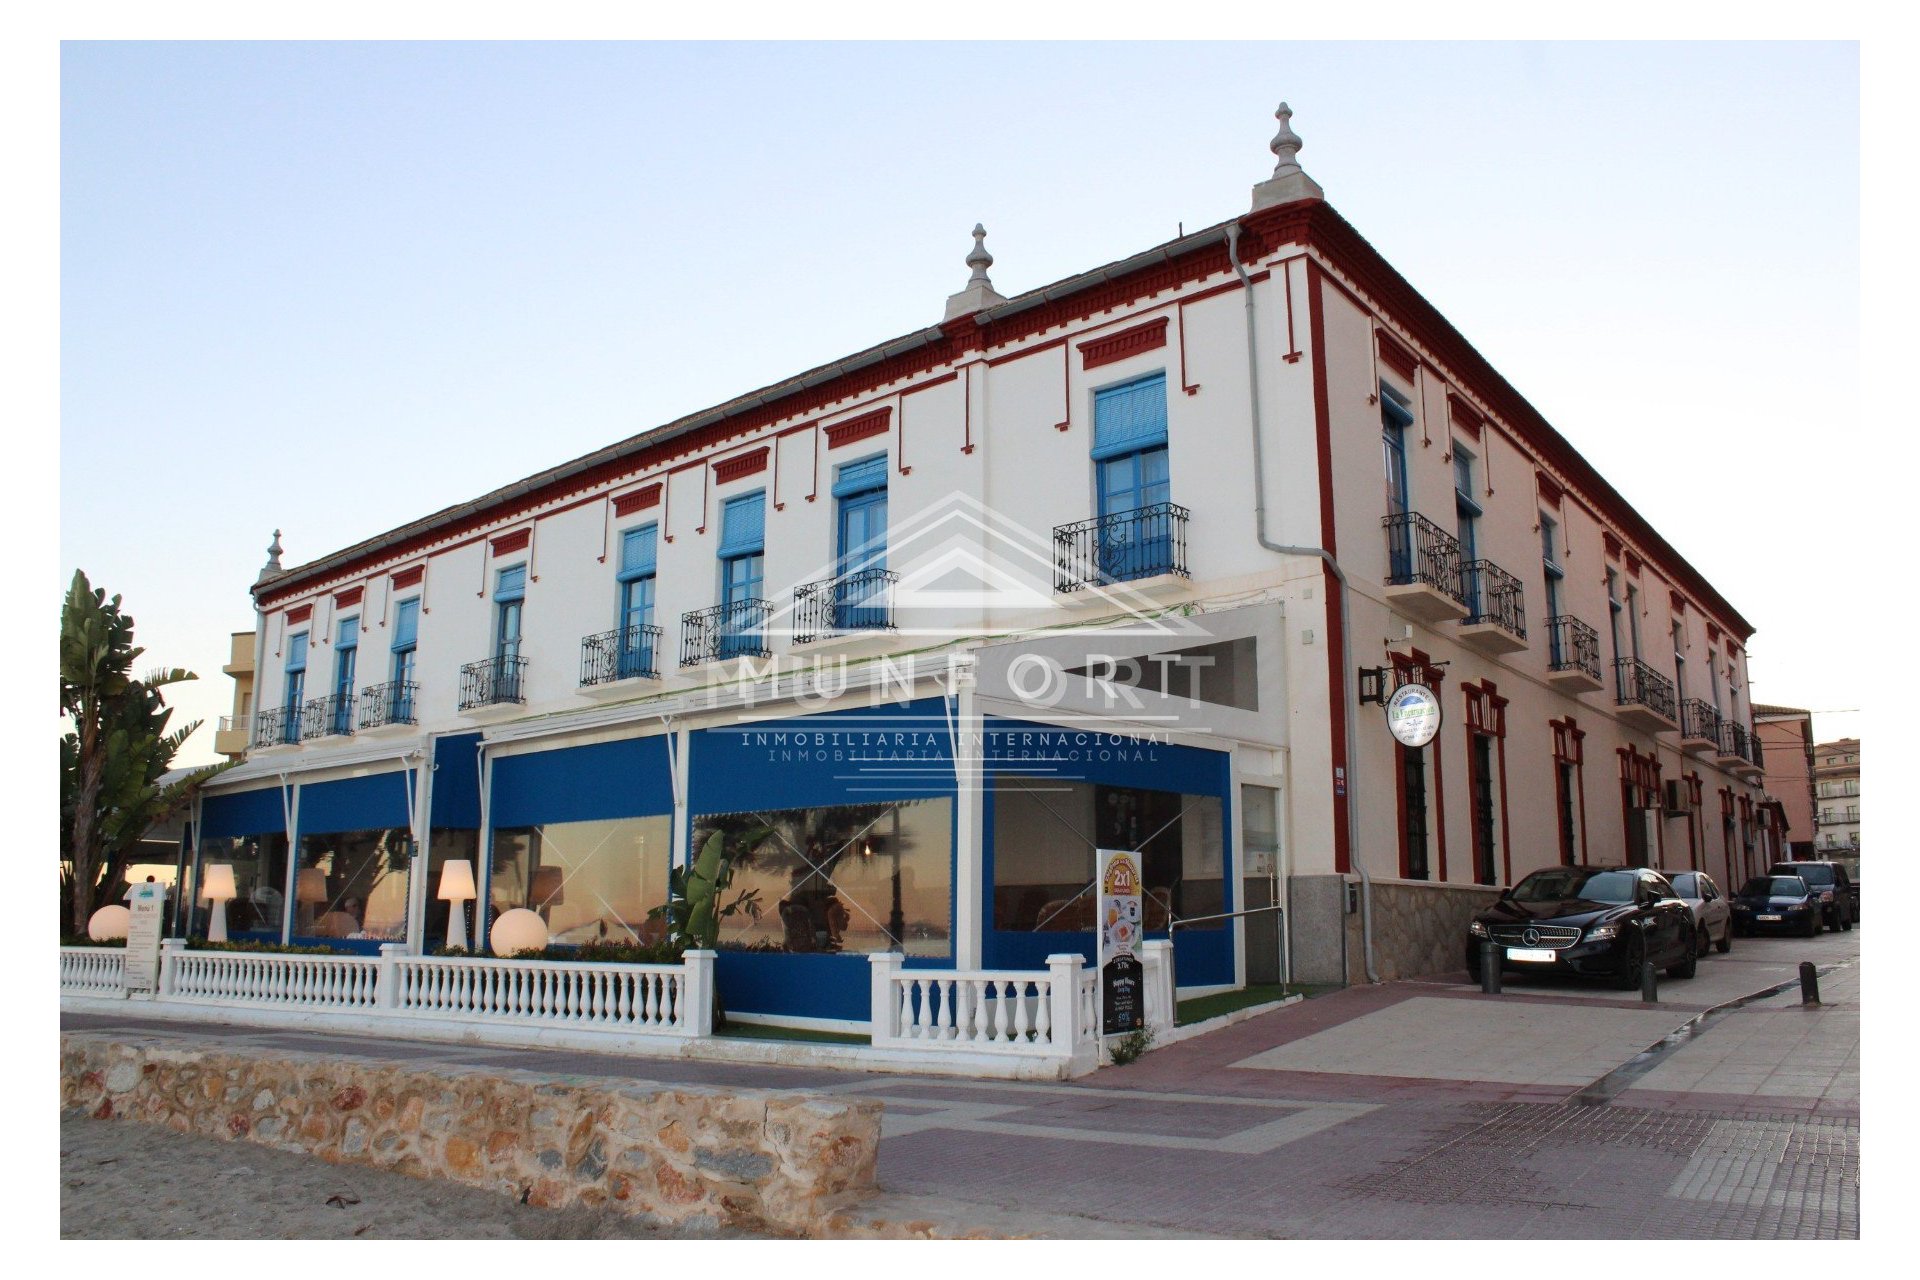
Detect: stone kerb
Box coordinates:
(60, 1031, 880, 1237)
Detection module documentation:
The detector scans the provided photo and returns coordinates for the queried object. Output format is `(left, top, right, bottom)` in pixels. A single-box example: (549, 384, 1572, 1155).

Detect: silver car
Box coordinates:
(1670, 870, 1733, 954)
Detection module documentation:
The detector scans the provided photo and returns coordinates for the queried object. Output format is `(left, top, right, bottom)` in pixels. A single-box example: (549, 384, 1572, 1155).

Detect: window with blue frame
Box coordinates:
(332, 616, 359, 734)
(1091, 373, 1173, 581)
(493, 564, 527, 700)
(717, 491, 766, 659)
(1454, 447, 1481, 613)
(832, 455, 888, 630)
(282, 632, 308, 744)
(615, 525, 658, 678)
(390, 598, 419, 724)
(1381, 383, 1414, 579)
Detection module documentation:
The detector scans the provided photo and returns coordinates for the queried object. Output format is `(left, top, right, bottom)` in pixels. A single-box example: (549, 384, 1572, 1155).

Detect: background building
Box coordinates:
(211, 629, 257, 760)
(1755, 704, 1817, 857)
(1812, 737, 1861, 871)
(186, 105, 1775, 1021)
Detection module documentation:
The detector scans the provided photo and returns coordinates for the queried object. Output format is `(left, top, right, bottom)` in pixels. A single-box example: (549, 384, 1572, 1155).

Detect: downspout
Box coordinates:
(1227, 223, 1378, 984)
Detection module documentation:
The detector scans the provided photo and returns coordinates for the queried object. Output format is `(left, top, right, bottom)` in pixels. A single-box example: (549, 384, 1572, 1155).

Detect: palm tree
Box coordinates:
(59, 570, 232, 933)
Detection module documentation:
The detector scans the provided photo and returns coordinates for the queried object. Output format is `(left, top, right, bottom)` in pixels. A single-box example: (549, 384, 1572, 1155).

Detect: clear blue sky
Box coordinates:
(59, 41, 1860, 765)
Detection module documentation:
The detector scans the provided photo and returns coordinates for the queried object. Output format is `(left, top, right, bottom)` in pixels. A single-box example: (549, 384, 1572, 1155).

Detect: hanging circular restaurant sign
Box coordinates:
(1386, 682, 1442, 748)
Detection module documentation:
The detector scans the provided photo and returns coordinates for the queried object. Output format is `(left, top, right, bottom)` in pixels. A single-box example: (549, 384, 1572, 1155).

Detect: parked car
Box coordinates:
(1670, 870, 1733, 954)
(1731, 875, 1823, 936)
(1767, 861, 1855, 931)
(1466, 866, 1698, 989)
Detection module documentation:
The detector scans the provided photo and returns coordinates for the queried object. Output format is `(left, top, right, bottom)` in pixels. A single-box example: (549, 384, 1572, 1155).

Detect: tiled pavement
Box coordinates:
(60, 932, 1860, 1238)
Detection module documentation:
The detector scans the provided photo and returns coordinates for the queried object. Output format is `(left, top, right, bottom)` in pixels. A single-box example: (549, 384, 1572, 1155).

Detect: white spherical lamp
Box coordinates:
(87, 905, 131, 941)
(489, 907, 549, 956)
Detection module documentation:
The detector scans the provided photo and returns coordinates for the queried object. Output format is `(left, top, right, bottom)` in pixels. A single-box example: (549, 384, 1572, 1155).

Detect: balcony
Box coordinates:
(1456, 560, 1527, 653)
(1544, 616, 1604, 692)
(580, 624, 664, 690)
(1715, 719, 1748, 769)
(213, 713, 251, 757)
(681, 600, 772, 667)
(1381, 512, 1468, 622)
(359, 680, 419, 730)
(1613, 657, 1677, 733)
(252, 705, 300, 750)
(459, 656, 528, 712)
(793, 568, 900, 645)
(1735, 723, 1764, 780)
(1054, 502, 1190, 593)
(302, 693, 356, 740)
(1679, 698, 1722, 756)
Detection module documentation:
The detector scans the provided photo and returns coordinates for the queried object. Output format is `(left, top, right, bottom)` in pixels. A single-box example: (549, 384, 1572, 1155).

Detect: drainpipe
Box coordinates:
(1227, 223, 1378, 984)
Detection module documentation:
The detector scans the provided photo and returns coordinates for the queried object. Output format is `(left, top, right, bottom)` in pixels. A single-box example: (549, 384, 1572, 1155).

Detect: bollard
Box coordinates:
(1480, 940, 1501, 995)
(1799, 961, 1821, 1005)
(1640, 960, 1658, 1003)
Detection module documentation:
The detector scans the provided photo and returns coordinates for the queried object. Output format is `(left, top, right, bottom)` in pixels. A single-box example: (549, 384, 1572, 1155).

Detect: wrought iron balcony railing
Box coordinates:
(1545, 615, 1601, 680)
(1614, 657, 1677, 721)
(1054, 501, 1190, 592)
(1747, 728, 1765, 769)
(1382, 511, 1466, 601)
(1680, 698, 1722, 743)
(359, 680, 419, 729)
(459, 656, 528, 711)
(793, 567, 900, 644)
(302, 693, 356, 739)
(253, 705, 300, 749)
(681, 599, 772, 667)
(580, 624, 664, 685)
(1719, 718, 1750, 761)
(1458, 559, 1526, 638)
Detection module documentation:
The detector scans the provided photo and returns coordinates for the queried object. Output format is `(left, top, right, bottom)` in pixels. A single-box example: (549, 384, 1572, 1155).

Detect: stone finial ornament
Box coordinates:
(944, 222, 1008, 321)
(257, 529, 284, 582)
(1251, 99, 1324, 210)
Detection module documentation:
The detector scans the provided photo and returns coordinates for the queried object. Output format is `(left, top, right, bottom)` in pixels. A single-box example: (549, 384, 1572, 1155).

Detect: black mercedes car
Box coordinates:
(1465, 865, 1698, 989)
(1731, 875, 1823, 936)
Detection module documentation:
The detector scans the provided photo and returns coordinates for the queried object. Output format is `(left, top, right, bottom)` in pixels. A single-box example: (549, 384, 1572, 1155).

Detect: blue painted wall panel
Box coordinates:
(689, 696, 954, 815)
(200, 786, 286, 838)
(491, 733, 673, 828)
(299, 770, 414, 836)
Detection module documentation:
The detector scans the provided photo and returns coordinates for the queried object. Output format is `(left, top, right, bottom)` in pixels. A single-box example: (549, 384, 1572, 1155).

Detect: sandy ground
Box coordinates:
(60, 1113, 746, 1240)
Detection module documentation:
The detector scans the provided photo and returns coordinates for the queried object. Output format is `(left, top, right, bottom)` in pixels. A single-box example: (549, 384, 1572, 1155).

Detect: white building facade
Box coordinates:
(186, 108, 1778, 1024)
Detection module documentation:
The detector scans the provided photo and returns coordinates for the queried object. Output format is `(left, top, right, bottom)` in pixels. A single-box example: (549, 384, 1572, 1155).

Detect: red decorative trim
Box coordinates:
(1669, 590, 1688, 615)
(491, 528, 531, 557)
(1707, 622, 1721, 643)
(1375, 330, 1419, 382)
(1077, 317, 1169, 370)
(390, 566, 423, 590)
(1309, 265, 1347, 876)
(613, 484, 661, 517)
(1625, 552, 1644, 579)
(713, 447, 769, 484)
(1461, 679, 1511, 886)
(1536, 471, 1564, 510)
(1447, 392, 1485, 440)
(1176, 303, 1199, 395)
(285, 604, 312, 626)
(824, 407, 892, 450)
(1602, 532, 1623, 560)
(333, 587, 363, 609)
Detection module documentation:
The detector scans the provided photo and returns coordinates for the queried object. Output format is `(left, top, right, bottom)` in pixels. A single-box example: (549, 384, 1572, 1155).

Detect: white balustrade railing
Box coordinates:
(61, 946, 126, 997)
(870, 952, 1094, 1064)
(393, 951, 706, 1036)
(64, 941, 714, 1041)
(165, 947, 382, 1010)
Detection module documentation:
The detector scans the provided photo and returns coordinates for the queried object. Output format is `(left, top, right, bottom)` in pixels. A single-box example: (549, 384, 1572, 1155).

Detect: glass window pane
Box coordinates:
(197, 833, 288, 938)
(424, 828, 480, 950)
(293, 827, 411, 942)
(489, 816, 672, 948)
(690, 798, 953, 957)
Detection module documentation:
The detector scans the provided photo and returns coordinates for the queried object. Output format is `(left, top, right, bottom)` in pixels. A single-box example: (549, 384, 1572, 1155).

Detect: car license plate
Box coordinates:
(1757, 914, 1782, 922)
(1505, 947, 1556, 963)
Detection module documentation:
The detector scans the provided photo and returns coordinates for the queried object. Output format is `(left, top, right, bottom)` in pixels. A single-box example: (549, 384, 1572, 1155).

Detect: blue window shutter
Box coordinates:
(392, 599, 420, 649)
(618, 525, 658, 580)
(286, 633, 308, 672)
(337, 615, 358, 649)
(717, 491, 766, 557)
(495, 564, 527, 602)
(831, 454, 889, 499)
(1091, 373, 1169, 461)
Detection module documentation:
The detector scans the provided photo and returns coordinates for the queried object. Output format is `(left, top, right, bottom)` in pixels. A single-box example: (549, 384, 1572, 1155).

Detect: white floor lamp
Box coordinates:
(438, 859, 476, 951)
(202, 864, 237, 942)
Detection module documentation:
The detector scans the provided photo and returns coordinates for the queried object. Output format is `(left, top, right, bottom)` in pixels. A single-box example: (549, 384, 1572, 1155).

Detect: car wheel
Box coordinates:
(1842, 907, 1853, 933)
(1696, 926, 1712, 959)
(1716, 922, 1732, 954)
(1616, 933, 1646, 990)
(1668, 930, 1698, 980)
(1804, 912, 1820, 938)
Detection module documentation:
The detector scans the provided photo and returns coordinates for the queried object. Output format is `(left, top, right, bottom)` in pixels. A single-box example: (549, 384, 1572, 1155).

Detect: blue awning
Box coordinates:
(1091, 373, 1169, 461)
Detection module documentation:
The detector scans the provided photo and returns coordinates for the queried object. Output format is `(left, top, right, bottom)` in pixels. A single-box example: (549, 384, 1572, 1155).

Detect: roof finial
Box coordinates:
(257, 529, 283, 583)
(944, 221, 1007, 321)
(966, 223, 994, 287)
(1251, 99, 1324, 210)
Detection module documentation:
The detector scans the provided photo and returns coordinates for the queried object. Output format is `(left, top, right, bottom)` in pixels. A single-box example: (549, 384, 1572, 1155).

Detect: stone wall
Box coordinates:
(1359, 879, 1504, 981)
(60, 1031, 879, 1237)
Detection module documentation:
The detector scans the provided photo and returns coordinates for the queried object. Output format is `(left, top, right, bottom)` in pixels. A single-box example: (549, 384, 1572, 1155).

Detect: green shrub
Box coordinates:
(185, 938, 345, 956)
(1108, 1026, 1155, 1067)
